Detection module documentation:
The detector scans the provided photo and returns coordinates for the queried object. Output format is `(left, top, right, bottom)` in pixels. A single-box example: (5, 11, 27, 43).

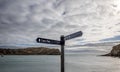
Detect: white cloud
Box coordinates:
(0, 0, 120, 46)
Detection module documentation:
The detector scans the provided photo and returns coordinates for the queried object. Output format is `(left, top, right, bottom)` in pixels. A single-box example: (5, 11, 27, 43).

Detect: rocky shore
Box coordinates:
(102, 44, 120, 57)
(0, 47, 60, 55)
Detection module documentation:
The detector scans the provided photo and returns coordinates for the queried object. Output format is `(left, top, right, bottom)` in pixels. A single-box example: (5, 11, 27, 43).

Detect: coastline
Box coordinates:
(0, 47, 61, 55)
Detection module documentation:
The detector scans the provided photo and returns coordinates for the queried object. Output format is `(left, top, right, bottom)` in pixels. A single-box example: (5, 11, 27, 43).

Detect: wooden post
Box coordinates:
(60, 35, 65, 72)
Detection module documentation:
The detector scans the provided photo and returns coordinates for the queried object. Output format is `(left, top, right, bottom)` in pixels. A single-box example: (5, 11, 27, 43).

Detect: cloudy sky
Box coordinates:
(0, 0, 120, 47)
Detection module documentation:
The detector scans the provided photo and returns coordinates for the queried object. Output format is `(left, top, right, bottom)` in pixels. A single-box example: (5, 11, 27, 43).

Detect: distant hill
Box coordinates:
(102, 44, 120, 57)
(0, 47, 60, 55)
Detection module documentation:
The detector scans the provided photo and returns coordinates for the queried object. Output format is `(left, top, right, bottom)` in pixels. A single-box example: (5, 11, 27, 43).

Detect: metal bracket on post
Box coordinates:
(60, 35, 65, 72)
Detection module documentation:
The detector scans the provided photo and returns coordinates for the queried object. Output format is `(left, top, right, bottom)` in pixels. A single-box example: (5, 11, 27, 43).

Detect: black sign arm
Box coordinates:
(36, 37, 61, 45)
(65, 31, 83, 40)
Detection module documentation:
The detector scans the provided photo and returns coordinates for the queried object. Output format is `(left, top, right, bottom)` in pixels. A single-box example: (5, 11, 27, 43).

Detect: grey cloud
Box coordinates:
(53, 0, 65, 8)
(0, 0, 120, 46)
(51, 21, 65, 28)
(0, 0, 66, 45)
(100, 35, 120, 41)
(115, 23, 120, 25)
(41, 18, 55, 25)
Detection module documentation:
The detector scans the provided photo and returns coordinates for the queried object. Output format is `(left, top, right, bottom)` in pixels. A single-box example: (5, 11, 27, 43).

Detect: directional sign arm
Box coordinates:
(65, 31, 83, 40)
(36, 37, 61, 45)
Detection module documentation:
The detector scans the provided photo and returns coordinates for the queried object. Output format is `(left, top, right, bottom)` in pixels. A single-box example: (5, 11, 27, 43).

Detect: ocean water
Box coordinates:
(0, 46, 120, 72)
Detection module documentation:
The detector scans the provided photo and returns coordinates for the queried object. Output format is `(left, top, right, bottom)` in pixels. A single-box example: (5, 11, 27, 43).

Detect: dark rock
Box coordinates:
(0, 47, 60, 55)
(102, 44, 120, 57)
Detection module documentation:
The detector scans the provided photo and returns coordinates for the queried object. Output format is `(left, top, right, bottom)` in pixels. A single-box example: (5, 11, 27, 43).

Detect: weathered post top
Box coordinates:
(60, 35, 65, 45)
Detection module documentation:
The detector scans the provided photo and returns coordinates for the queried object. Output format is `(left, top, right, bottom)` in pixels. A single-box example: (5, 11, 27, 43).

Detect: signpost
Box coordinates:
(36, 31, 83, 72)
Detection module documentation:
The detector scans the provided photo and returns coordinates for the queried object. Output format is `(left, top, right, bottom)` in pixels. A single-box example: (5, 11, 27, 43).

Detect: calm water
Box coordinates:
(0, 47, 120, 72)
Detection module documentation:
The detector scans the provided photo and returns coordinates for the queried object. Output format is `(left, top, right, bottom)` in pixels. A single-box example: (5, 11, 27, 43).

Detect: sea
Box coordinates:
(0, 46, 120, 72)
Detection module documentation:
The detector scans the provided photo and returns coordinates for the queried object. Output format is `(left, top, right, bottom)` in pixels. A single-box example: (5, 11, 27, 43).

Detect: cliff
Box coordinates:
(102, 44, 120, 57)
(0, 47, 60, 55)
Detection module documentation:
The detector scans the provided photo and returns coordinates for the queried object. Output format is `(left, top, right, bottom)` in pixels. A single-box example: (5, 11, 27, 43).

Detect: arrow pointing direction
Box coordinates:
(36, 37, 61, 45)
(65, 31, 83, 40)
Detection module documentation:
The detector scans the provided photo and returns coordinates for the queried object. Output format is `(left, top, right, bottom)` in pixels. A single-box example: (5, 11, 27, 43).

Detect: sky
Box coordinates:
(0, 0, 120, 47)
